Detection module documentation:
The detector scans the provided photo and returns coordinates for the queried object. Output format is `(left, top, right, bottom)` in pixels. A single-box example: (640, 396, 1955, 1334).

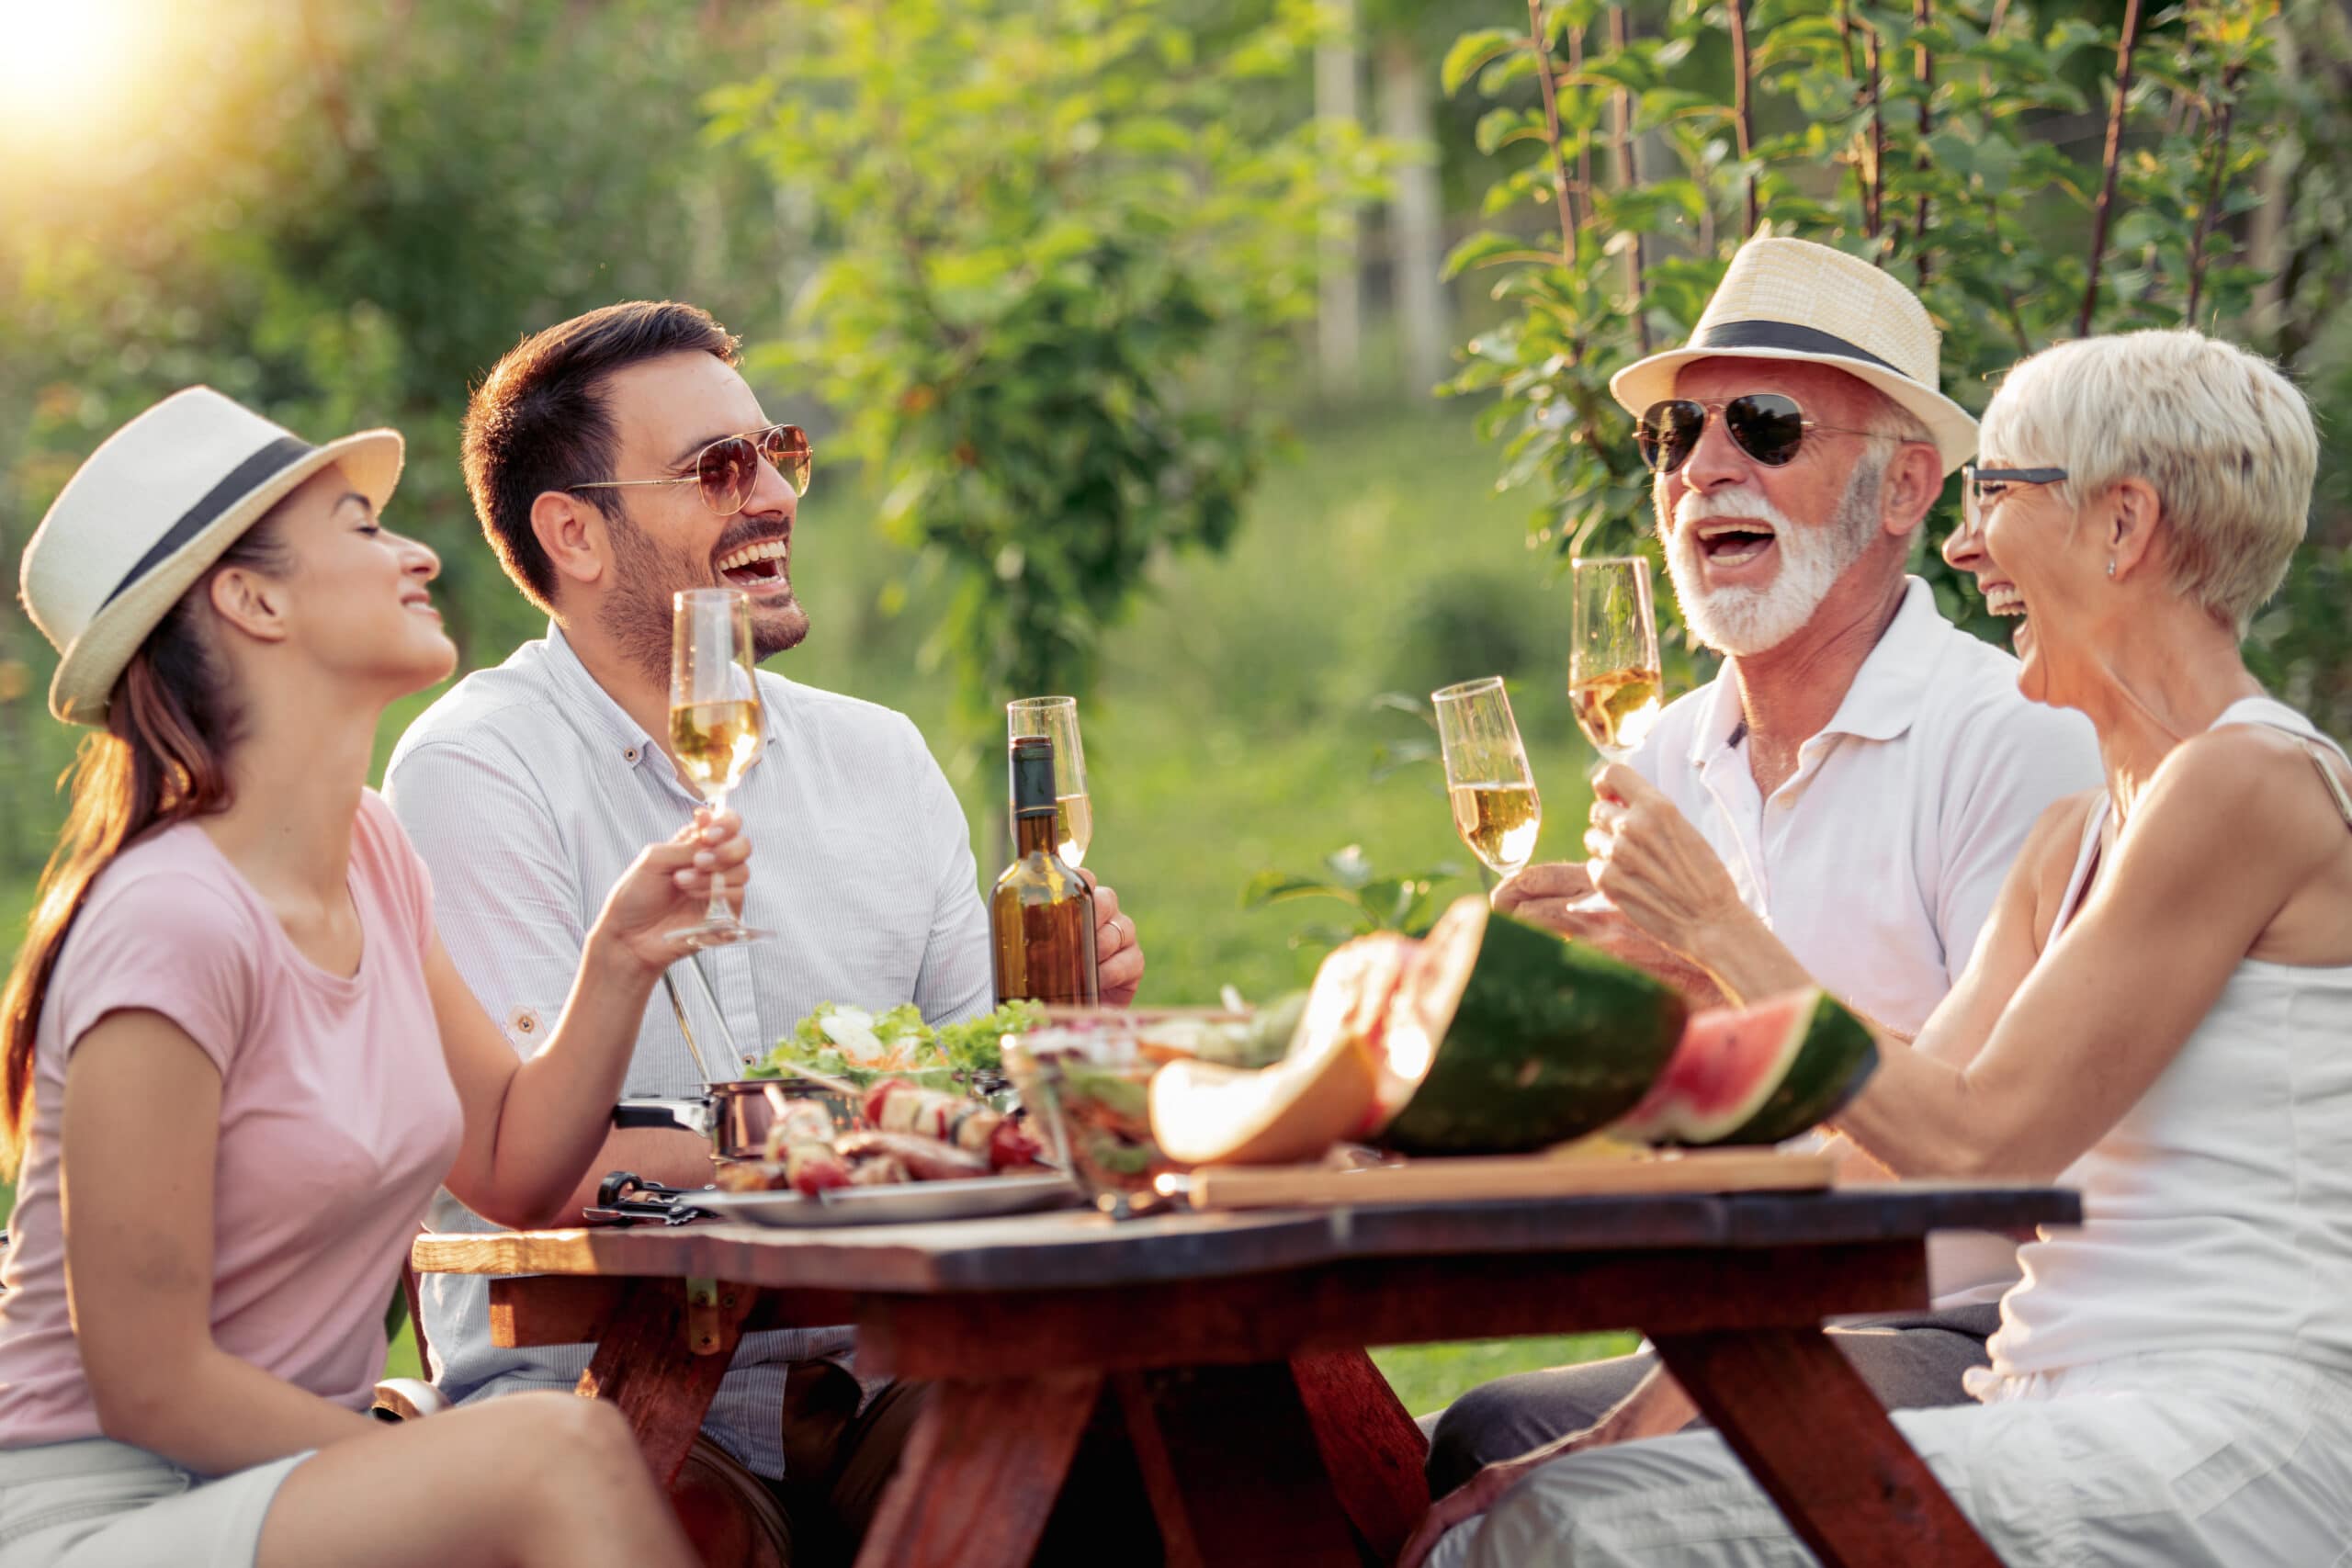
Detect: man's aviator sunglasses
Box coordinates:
(568, 424, 812, 515)
(1634, 394, 1905, 476)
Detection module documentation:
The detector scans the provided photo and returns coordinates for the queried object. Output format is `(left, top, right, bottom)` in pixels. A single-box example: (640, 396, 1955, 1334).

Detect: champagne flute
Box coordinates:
(1007, 696, 1091, 869)
(1432, 677, 1543, 881)
(1569, 556, 1663, 763)
(667, 588, 769, 947)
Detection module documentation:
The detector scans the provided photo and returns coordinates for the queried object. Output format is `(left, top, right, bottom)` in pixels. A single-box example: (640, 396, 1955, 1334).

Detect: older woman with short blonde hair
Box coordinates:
(1412, 328, 2352, 1567)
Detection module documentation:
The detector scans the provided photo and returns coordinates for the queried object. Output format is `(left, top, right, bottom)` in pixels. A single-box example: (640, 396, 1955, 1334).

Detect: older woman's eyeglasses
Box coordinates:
(569, 424, 812, 516)
(1958, 464, 2067, 537)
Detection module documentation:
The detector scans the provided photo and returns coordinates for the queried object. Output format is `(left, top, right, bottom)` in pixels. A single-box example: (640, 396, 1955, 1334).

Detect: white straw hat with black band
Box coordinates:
(19, 387, 403, 727)
(1610, 236, 1979, 476)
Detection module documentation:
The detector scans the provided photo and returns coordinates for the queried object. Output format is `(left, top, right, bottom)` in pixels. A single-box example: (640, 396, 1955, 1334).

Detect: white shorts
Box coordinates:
(1428, 1350, 2352, 1567)
(0, 1438, 309, 1568)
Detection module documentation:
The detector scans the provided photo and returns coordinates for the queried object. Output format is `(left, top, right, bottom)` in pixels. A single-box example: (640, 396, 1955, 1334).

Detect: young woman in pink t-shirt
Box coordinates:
(0, 389, 729, 1566)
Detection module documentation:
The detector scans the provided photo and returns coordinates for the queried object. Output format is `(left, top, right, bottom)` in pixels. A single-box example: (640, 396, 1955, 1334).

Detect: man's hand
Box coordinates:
(1395, 1446, 1549, 1568)
(1083, 871, 1145, 1006)
(1394, 1367, 1701, 1568)
(1585, 765, 1754, 960)
(1493, 863, 1725, 1010)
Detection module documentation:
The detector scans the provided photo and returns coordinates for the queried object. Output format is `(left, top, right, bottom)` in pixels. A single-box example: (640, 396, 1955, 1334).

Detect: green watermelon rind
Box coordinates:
(1378, 901, 1690, 1156)
(1713, 993, 1878, 1144)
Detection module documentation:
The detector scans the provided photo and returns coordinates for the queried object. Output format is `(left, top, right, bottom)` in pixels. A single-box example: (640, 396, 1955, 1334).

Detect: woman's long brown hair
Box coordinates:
(0, 520, 287, 1172)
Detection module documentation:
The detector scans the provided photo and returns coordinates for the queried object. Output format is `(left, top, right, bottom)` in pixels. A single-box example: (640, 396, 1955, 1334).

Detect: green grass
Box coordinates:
(1374, 1333, 1639, 1419)
(1, 404, 1624, 1412)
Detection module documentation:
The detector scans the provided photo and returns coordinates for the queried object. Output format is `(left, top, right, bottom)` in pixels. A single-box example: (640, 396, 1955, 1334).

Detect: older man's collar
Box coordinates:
(1818, 577, 1945, 743)
(1689, 576, 1946, 761)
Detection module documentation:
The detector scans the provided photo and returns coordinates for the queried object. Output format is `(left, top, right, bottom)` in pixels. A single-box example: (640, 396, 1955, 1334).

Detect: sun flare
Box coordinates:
(0, 0, 146, 143)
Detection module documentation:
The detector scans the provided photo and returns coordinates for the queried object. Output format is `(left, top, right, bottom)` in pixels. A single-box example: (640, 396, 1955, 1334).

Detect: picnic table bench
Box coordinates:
(412, 1181, 2077, 1568)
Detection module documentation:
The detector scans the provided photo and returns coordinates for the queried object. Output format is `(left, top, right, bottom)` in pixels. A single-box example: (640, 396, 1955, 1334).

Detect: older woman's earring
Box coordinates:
(2106, 559, 2116, 578)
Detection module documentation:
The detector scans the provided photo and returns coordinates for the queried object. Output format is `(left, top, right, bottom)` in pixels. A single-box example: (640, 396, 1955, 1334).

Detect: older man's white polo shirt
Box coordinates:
(1630, 577, 2101, 1303)
(384, 625, 994, 1478)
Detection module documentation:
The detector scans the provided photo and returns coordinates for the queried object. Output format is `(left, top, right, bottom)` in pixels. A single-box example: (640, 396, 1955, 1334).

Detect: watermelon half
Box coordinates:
(1610, 987, 1878, 1145)
(1374, 897, 1689, 1155)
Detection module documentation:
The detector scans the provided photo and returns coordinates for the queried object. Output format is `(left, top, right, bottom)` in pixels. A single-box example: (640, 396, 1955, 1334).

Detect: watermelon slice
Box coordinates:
(1611, 988, 1878, 1145)
(1374, 897, 1688, 1155)
(1148, 931, 1412, 1167)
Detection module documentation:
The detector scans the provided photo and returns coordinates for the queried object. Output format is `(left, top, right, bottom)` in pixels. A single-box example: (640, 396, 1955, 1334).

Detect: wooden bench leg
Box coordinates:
(855, 1371, 1103, 1568)
(1114, 1363, 1363, 1568)
(1651, 1326, 2001, 1568)
(1290, 1348, 1429, 1562)
(573, 1277, 755, 1488)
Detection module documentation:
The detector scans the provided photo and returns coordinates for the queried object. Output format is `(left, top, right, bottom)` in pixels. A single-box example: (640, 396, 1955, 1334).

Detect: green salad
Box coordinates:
(745, 998, 1046, 1091)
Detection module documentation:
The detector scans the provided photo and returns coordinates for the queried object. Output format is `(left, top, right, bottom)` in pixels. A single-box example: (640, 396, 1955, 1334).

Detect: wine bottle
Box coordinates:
(992, 736, 1100, 1006)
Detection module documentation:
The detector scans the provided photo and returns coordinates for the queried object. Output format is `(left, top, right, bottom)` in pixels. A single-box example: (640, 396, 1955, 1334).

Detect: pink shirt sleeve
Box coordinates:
(53, 867, 259, 1078)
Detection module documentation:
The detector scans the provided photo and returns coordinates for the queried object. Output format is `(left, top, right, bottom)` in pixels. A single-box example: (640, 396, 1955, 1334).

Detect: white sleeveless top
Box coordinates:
(1984, 697, 2352, 1383)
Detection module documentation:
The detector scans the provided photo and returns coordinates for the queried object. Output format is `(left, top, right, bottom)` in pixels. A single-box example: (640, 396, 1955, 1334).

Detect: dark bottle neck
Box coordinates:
(1014, 807, 1059, 859)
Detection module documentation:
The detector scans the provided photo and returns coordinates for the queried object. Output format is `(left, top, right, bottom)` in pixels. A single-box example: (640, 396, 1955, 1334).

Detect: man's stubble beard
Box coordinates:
(596, 502, 811, 682)
(1662, 449, 1890, 658)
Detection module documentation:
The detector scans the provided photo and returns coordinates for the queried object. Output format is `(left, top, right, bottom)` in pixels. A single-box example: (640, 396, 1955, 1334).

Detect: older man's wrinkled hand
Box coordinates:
(1584, 763, 1752, 961)
(1494, 861, 1725, 1009)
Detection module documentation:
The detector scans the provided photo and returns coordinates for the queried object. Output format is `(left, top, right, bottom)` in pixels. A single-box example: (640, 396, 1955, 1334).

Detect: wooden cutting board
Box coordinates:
(1177, 1147, 1836, 1211)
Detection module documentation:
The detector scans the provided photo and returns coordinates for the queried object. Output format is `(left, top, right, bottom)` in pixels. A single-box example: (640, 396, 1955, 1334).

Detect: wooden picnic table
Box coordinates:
(412, 1182, 2077, 1568)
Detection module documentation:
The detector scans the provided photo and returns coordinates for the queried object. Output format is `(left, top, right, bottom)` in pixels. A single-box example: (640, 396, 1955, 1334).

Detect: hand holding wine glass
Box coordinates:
(1007, 696, 1091, 868)
(666, 588, 770, 947)
(1432, 677, 1543, 881)
(1569, 556, 1663, 763)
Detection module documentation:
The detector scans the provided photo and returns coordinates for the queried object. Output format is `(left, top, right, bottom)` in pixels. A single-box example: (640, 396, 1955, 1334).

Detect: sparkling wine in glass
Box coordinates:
(1570, 556, 1663, 763)
(1432, 677, 1543, 880)
(667, 588, 769, 947)
(1007, 696, 1091, 869)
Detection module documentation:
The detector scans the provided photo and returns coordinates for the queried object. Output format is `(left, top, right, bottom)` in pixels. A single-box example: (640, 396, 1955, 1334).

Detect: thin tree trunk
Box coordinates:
(1530, 0, 1582, 267)
(1912, 0, 1934, 281)
(1316, 2, 1363, 393)
(1729, 0, 1758, 235)
(2248, 6, 2300, 347)
(1609, 3, 1650, 355)
(2078, 0, 2146, 337)
(2185, 64, 2246, 325)
(1567, 22, 1593, 231)
(1864, 28, 1887, 246)
(1377, 37, 1450, 398)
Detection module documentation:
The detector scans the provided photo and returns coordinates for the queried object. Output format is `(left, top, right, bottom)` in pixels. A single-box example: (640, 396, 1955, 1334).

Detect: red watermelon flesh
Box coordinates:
(1611, 988, 1877, 1146)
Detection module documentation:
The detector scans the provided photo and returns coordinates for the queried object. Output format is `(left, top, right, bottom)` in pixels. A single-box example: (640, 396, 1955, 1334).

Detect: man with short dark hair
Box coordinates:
(387, 300, 1146, 1564)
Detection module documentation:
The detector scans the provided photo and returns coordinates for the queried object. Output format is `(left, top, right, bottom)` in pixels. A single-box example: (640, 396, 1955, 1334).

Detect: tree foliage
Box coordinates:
(709, 0, 1391, 729)
(1443, 0, 2352, 724)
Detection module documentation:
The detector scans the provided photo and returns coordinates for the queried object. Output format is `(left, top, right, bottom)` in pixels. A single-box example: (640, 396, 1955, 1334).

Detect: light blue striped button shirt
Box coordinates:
(384, 624, 993, 1478)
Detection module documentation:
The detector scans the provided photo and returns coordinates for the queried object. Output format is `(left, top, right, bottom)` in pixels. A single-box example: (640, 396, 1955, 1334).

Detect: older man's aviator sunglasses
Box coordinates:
(1635, 393, 1897, 476)
(568, 423, 812, 516)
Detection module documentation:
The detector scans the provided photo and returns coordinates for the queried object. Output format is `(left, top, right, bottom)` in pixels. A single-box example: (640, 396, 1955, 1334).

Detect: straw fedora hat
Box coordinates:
(1610, 236, 1977, 475)
(20, 387, 403, 726)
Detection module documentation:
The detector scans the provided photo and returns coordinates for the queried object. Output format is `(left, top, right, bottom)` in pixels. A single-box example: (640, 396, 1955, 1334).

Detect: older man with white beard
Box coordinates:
(1409, 238, 2101, 1539)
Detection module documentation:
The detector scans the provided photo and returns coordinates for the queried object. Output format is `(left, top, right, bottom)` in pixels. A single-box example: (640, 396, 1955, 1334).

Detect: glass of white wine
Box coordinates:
(1007, 696, 1091, 869)
(667, 588, 769, 947)
(1432, 677, 1543, 881)
(1569, 556, 1663, 763)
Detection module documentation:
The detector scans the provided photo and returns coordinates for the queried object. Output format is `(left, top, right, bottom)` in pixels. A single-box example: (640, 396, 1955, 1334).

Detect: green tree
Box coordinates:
(709, 0, 1391, 734)
(1441, 0, 2352, 716)
(0, 0, 787, 878)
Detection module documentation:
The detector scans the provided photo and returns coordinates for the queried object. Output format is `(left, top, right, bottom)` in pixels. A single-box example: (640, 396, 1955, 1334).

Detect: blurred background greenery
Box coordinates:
(6, 0, 2350, 1412)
